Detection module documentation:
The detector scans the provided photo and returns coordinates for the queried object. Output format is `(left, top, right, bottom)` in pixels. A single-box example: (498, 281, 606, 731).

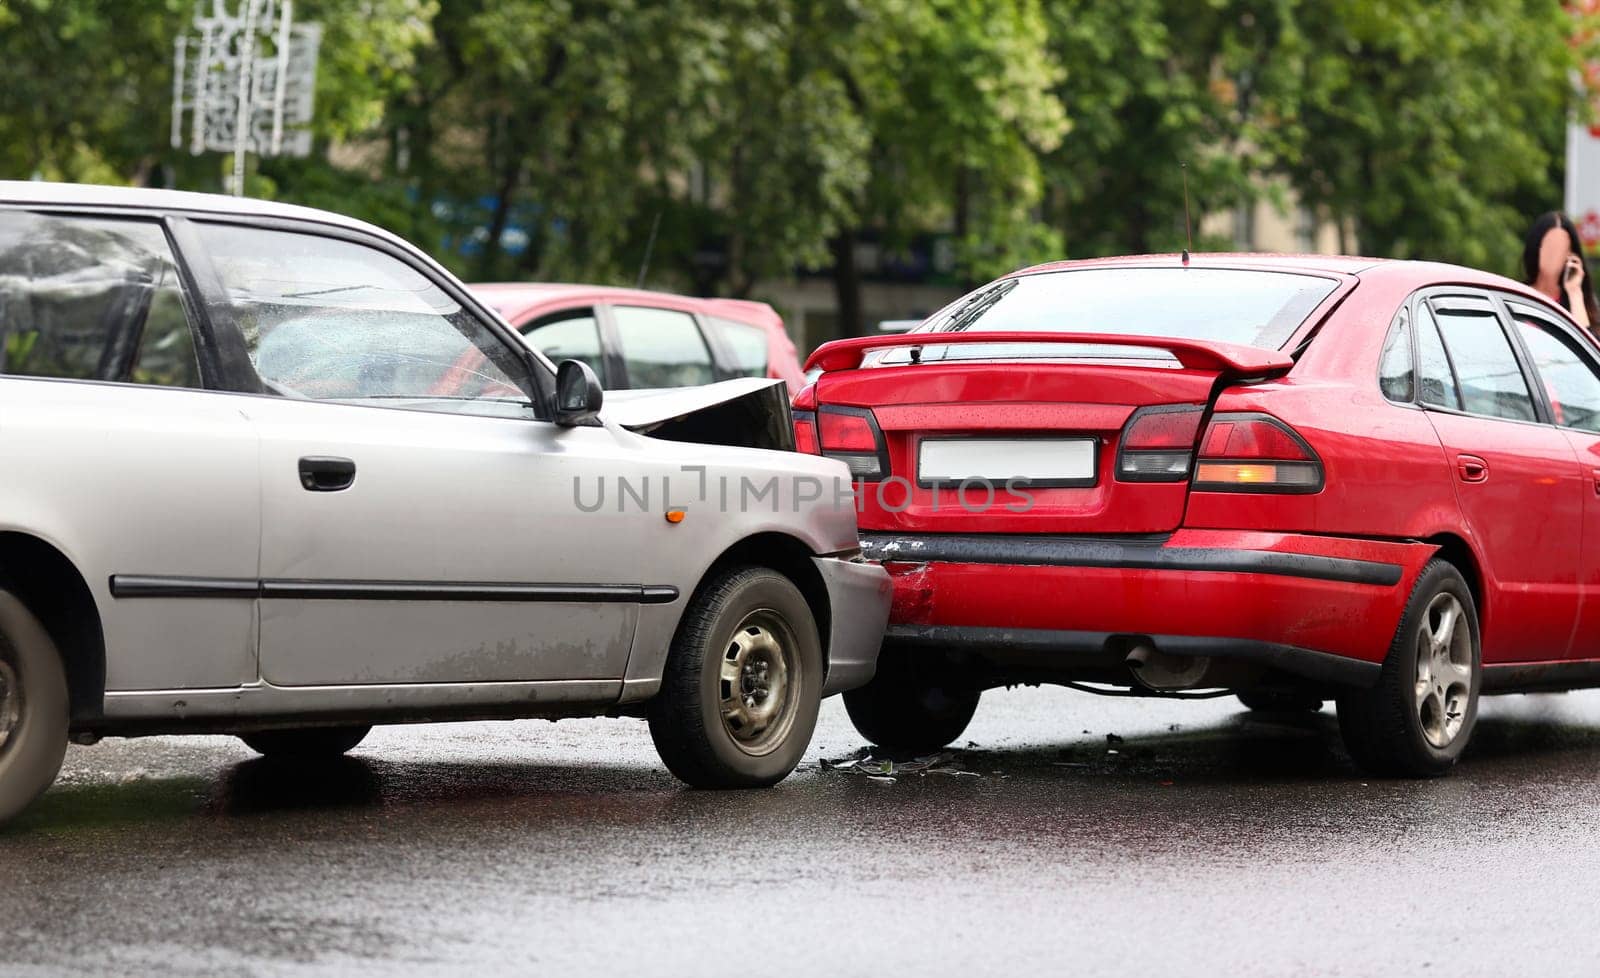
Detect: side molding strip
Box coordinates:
(111, 575, 680, 604)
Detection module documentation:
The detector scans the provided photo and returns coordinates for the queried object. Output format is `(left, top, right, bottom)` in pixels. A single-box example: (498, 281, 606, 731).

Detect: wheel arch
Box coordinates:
(694, 532, 832, 669)
(1423, 532, 1485, 629)
(0, 531, 105, 726)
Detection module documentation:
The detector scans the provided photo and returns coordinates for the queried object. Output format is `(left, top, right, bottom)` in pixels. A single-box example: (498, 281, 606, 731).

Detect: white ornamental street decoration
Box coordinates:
(171, 0, 322, 194)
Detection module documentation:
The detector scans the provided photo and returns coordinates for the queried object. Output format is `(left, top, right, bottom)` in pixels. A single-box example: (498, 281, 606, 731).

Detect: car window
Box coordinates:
(523, 309, 607, 385)
(1415, 304, 1460, 410)
(1427, 299, 1535, 422)
(708, 316, 769, 378)
(0, 212, 200, 388)
(611, 305, 716, 387)
(193, 223, 532, 418)
(1379, 306, 1414, 402)
(1511, 304, 1600, 433)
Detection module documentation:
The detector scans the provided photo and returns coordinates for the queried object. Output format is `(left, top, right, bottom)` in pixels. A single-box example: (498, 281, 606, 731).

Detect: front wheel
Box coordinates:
(1337, 559, 1480, 777)
(0, 591, 70, 826)
(648, 567, 822, 788)
(240, 726, 371, 760)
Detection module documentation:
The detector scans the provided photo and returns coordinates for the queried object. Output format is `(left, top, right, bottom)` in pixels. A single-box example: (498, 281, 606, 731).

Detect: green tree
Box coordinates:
(1273, 0, 1583, 274)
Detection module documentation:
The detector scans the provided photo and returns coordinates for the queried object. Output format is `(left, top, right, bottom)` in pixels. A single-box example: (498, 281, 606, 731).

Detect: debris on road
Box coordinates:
(820, 750, 981, 780)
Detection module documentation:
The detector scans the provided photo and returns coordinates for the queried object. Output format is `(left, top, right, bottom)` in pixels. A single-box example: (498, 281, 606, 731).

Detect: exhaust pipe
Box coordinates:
(1125, 642, 1211, 692)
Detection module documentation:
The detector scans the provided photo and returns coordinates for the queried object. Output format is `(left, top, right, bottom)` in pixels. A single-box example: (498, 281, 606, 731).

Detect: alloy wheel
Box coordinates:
(718, 610, 800, 756)
(1413, 592, 1472, 749)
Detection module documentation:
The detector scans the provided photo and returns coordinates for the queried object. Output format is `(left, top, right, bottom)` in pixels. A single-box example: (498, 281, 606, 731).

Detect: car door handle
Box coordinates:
(1592, 467, 1600, 496)
(299, 456, 356, 492)
(1456, 455, 1488, 483)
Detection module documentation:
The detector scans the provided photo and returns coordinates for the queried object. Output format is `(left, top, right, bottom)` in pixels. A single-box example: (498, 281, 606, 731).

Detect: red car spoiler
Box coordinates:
(803, 331, 1295, 376)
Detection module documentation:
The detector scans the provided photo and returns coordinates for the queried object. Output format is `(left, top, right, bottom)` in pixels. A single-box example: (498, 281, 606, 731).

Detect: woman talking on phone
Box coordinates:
(1523, 211, 1599, 331)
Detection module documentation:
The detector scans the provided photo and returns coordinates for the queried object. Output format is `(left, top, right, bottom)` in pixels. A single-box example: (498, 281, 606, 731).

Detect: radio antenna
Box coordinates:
(1180, 161, 1193, 267)
(636, 210, 663, 289)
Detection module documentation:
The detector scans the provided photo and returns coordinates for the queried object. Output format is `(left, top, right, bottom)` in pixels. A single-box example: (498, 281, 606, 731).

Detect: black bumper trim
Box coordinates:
(885, 625, 1382, 688)
(860, 532, 1402, 587)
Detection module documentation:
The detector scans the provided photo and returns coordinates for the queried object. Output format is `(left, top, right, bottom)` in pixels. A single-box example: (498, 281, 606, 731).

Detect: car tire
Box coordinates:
(0, 590, 70, 826)
(240, 726, 371, 760)
(648, 566, 822, 789)
(843, 647, 981, 753)
(1235, 689, 1324, 713)
(1337, 559, 1480, 778)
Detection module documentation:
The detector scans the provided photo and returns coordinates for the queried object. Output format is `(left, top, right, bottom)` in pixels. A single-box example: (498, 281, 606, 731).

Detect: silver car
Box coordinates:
(0, 182, 890, 824)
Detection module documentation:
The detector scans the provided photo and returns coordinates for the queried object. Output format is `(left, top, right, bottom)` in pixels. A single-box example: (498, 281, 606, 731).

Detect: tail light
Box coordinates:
(816, 406, 888, 480)
(792, 384, 887, 478)
(1193, 413, 1322, 493)
(1116, 404, 1205, 482)
(793, 384, 820, 454)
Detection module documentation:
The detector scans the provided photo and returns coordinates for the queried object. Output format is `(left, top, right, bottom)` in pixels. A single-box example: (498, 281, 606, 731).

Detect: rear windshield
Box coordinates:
(898, 267, 1338, 363)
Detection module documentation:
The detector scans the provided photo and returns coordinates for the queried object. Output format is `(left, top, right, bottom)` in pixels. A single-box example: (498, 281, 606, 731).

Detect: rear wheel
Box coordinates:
(0, 591, 69, 826)
(240, 726, 371, 760)
(1337, 559, 1479, 777)
(844, 647, 981, 753)
(1236, 689, 1324, 713)
(648, 567, 822, 788)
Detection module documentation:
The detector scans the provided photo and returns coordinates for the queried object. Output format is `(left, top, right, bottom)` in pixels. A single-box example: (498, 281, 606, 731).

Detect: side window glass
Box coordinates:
(612, 306, 716, 388)
(708, 316, 769, 378)
(1379, 306, 1414, 402)
(0, 213, 200, 388)
(524, 310, 607, 386)
(1512, 305, 1600, 432)
(1415, 304, 1461, 411)
(1429, 301, 1535, 422)
(193, 223, 532, 418)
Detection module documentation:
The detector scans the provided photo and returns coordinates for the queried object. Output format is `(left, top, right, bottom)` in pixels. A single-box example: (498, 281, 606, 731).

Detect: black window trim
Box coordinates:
(606, 302, 719, 390)
(1376, 303, 1417, 408)
(699, 312, 770, 382)
(592, 303, 629, 388)
(181, 213, 552, 418)
(1495, 291, 1600, 434)
(519, 304, 615, 389)
(1407, 285, 1551, 428)
(0, 201, 554, 419)
(0, 206, 212, 392)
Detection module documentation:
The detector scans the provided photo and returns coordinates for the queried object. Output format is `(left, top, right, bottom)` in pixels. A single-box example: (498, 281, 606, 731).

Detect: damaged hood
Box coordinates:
(603, 378, 796, 452)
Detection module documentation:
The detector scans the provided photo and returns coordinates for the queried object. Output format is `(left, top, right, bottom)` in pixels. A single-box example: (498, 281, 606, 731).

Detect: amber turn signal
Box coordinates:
(665, 509, 687, 524)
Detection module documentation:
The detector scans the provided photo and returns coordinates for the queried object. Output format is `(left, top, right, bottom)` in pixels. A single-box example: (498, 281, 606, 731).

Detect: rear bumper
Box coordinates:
(813, 555, 893, 696)
(862, 529, 1437, 687)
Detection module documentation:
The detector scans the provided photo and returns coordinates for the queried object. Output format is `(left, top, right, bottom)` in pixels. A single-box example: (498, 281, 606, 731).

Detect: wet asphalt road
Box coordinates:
(3, 687, 1600, 978)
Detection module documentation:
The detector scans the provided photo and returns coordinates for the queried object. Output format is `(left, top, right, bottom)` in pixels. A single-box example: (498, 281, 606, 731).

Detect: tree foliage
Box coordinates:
(0, 0, 1589, 337)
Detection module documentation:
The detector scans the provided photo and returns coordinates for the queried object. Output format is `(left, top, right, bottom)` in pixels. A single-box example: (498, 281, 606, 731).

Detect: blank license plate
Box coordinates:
(917, 438, 1097, 487)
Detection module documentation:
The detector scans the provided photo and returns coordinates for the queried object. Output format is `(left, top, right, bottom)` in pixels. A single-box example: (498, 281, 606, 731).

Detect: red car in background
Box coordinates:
(796, 254, 1600, 777)
(473, 283, 804, 394)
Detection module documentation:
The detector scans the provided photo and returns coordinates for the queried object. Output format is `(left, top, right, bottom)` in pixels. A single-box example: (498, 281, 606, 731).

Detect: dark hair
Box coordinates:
(1523, 211, 1600, 326)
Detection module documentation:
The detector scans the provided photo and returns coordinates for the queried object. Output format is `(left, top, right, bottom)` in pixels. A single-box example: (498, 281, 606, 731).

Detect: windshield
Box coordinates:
(896, 267, 1338, 364)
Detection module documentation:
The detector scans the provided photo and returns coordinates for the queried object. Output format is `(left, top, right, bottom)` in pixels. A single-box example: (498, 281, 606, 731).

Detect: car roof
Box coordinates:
(472, 282, 781, 331)
(0, 179, 411, 249)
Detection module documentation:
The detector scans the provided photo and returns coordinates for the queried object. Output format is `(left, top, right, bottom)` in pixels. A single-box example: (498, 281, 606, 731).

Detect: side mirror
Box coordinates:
(554, 359, 604, 426)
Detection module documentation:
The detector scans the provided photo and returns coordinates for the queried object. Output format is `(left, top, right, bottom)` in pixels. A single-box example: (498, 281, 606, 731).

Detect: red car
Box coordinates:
(795, 254, 1600, 776)
(473, 283, 805, 394)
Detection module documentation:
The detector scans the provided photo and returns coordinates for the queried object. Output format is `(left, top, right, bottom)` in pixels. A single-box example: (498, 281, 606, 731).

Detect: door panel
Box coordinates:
(245, 397, 644, 686)
(1508, 302, 1600, 660)
(0, 381, 261, 690)
(1418, 296, 1582, 663)
(0, 212, 260, 690)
